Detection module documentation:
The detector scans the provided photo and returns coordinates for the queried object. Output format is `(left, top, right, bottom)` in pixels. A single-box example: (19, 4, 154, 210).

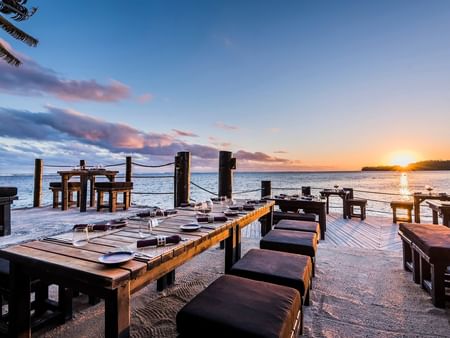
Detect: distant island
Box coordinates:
(362, 160, 450, 171)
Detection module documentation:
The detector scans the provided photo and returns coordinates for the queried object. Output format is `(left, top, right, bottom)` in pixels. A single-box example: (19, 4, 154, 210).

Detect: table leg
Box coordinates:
(80, 175, 88, 212)
(89, 176, 96, 207)
(224, 226, 237, 273)
(432, 210, 439, 224)
(414, 197, 420, 223)
(105, 283, 130, 338)
(9, 263, 31, 338)
(325, 196, 330, 214)
(442, 211, 450, 227)
(318, 209, 326, 240)
(260, 206, 273, 236)
(431, 263, 446, 308)
(62, 175, 69, 211)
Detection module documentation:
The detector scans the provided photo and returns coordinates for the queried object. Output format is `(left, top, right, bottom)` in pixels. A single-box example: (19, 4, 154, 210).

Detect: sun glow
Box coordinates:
(389, 152, 418, 167)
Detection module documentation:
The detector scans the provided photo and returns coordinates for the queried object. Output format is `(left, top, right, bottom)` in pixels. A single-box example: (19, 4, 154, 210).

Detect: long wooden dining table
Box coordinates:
(0, 200, 274, 338)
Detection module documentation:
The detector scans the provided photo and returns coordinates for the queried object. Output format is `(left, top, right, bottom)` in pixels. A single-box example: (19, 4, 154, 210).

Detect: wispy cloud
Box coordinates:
(0, 46, 130, 102)
(274, 150, 287, 154)
(215, 121, 239, 131)
(172, 129, 198, 138)
(137, 93, 153, 104)
(208, 136, 232, 149)
(235, 150, 290, 163)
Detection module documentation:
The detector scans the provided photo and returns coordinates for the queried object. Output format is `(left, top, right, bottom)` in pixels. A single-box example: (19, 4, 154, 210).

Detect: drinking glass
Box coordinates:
(72, 226, 89, 246)
(148, 218, 158, 235)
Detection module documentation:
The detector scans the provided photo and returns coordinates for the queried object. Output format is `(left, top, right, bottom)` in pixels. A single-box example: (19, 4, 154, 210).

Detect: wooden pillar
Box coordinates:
(125, 156, 132, 208)
(174, 152, 191, 207)
(33, 158, 43, 207)
(218, 151, 236, 199)
(80, 159, 86, 169)
(261, 180, 271, 199)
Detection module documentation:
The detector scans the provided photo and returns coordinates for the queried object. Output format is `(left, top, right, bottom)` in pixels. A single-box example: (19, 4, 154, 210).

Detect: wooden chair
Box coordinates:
(49, 182, 81, 208)
(343, 188, 367, 220)
(95, 182, 133, 212)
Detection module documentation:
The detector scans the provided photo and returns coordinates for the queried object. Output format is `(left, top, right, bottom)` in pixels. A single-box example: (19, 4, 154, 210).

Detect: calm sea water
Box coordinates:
(1, 171, 449, 220)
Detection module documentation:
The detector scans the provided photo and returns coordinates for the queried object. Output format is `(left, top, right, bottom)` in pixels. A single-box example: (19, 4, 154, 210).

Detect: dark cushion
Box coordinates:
(399, 223, 450, 262)
(230, 249, 312, 297)
(177, 275, 300, 338)
(275, 220, 320, 240)
(0, 187, 17, 197)
(273, 211, 316, 224)
(95, 182, 133, 189)
(261, 229, 317, 257)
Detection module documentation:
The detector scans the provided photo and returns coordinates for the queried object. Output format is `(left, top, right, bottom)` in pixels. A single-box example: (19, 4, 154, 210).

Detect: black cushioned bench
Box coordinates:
(398, 222, 450, 308)
(230, 249, 312, 334)
(274, 219, 321, 241)
(260, 229, 318, 276)
(177, 274, 301, 338)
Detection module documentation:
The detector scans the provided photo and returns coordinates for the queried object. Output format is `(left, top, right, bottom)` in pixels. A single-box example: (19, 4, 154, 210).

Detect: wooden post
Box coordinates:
(80, 159, 86, 169)
(174, 152, 191, 207)
(261, 180, 271, 199)
(33, 158, 43, 207)
(125, 156, 132, 208)
(218, 151, 236, 199)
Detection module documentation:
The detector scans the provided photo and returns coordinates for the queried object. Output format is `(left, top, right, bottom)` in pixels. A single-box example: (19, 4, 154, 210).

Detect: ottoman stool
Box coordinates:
(261, 229, 318, 276)
(176, 275, 301, 338)
(274, 219, 321, 241)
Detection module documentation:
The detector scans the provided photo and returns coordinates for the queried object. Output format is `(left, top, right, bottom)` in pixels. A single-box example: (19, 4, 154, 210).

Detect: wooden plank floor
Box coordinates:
(242, 213, 402, 252)
(325, 213, 401, 251)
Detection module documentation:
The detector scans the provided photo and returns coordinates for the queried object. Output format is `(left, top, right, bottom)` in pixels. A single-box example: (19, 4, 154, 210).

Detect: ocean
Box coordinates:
(1, 171, 450, 221)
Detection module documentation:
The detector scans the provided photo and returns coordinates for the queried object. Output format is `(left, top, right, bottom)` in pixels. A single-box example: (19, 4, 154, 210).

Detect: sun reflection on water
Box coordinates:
(399, 172, 411, 200)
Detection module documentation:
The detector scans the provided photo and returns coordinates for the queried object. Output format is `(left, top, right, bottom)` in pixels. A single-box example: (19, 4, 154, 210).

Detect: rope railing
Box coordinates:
(132, 191, 174, 195)
(132, 161, 175, 168)
(233, 188, 263, 195)
(43, 164, 74, 168)
(103, 162, 125, 167)
(190, 181, 218, 196)
(131, 175, 174, 179)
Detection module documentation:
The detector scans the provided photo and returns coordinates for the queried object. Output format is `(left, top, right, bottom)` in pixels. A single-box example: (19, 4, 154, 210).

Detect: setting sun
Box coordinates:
(389, 152, 418, 167)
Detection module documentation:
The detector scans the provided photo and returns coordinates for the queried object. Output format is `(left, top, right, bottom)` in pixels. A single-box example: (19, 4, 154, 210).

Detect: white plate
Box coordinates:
(98, 251, 135, 265)
(180, 224, 201, 232)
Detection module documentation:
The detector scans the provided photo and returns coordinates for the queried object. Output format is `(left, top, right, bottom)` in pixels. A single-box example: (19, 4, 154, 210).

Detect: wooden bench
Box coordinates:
(49, 182, 81, 209)
(398, 222, 450, 308)
(177, 275, 301, 338)
(390, 200, 413, 223)
(95, 182, 133, 212)
(0, 187, 17, 236)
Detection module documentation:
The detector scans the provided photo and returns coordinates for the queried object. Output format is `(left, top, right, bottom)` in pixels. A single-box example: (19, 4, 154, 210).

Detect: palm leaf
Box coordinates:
(0, 14, 37, 46)
(0, 39, 20, 66)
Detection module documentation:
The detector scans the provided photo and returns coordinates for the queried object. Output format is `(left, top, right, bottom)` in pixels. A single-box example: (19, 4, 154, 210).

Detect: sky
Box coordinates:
(1, 0, 450, 173)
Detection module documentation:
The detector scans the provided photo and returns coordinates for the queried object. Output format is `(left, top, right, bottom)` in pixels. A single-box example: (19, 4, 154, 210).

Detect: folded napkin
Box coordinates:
(72, 222, 127, 232)
(180, 202, 203, 207)
(246, 199, 266, 204)
(243, 205, 255, 211)
(137, 235, 182, 248)
(196, 215, 228, 223)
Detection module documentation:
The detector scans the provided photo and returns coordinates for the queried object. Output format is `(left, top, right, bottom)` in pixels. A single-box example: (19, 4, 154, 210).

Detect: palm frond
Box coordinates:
(0, 39, 20, 66)
(0, 14, 38, 46)
(0, 1, 37, 21)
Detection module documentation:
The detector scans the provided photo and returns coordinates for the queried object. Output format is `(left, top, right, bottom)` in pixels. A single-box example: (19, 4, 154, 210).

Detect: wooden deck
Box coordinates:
(242, 213, 402, 252)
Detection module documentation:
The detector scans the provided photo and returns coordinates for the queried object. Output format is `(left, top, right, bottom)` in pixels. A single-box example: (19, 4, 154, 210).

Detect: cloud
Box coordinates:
(208, 136, 232, 149)
(274, 150, 287, 154)
(0, 52, 130, 102)
(137, 93, 153, 104)
(235, 150, 290, 163)
(268, 127, 281, 133)
(172, 129, 198, 138)
(214, 121, 239, 131)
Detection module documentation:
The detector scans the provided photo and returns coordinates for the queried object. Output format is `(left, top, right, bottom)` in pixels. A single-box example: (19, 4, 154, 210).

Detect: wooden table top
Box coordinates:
(426, 200, 450, 209)
(57, 169, 119, 176)
(0, 200, 274, 291)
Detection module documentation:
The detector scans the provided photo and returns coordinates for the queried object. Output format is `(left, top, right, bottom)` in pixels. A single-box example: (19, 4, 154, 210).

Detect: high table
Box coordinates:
(319, 189, 349, 214)
(0, 200, 274, 338)
(413, 193, 450, 223)
(57, 169, 119, 212)
(270, 196, 326, 240)
(426, 200, 450, 227)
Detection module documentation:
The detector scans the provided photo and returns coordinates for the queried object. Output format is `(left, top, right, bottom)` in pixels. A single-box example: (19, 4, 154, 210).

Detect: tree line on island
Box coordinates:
(362, 160, 450, 171)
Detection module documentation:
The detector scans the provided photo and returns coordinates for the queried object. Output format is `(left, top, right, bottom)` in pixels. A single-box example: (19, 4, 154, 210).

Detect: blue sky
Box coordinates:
(1, 0, 450, 173)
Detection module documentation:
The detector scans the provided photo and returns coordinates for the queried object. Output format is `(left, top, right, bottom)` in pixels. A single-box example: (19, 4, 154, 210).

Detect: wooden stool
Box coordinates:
(176, 275, 301, 337)
(95, 182, 133, 212)
(0, 187, 17, 236)
(260, 229, 318, 276)
(390, 200, 413, 223)
(49, 182, 81, 208)
(274, 219, 321, 241)
(344, 198, 367, 220)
